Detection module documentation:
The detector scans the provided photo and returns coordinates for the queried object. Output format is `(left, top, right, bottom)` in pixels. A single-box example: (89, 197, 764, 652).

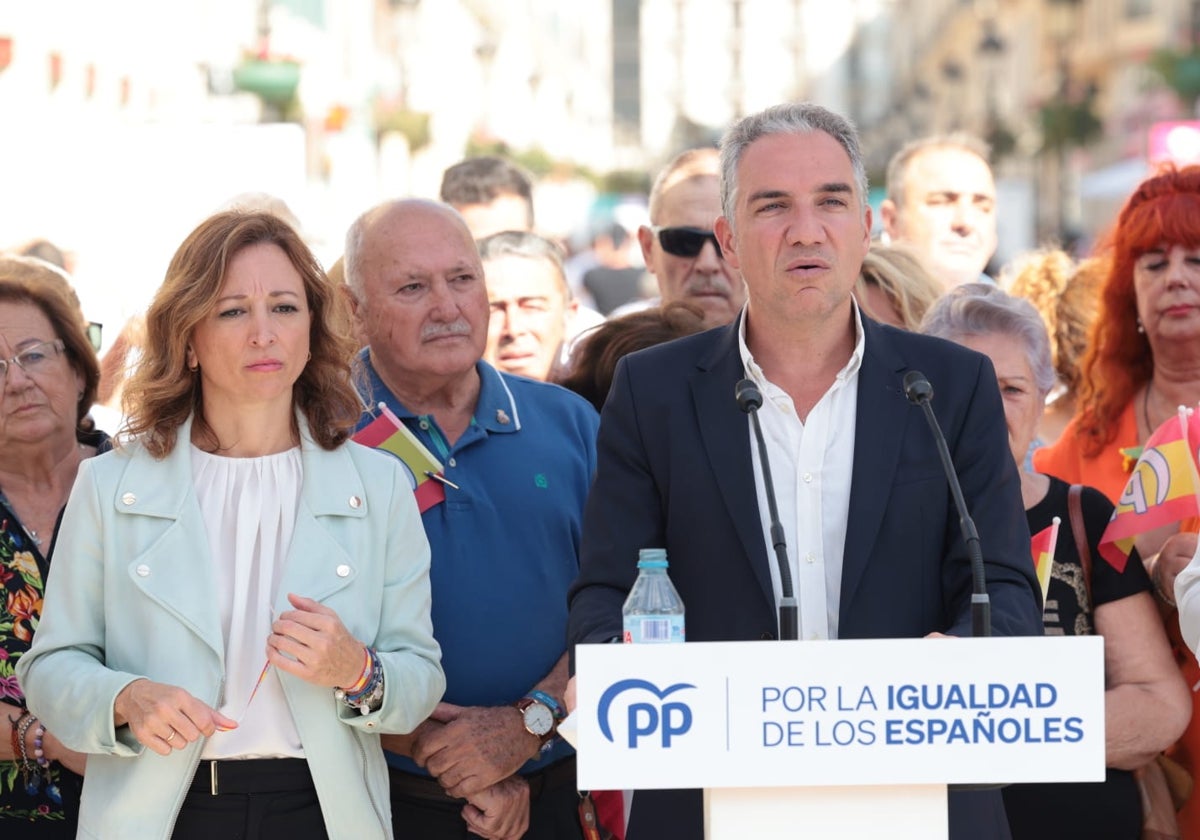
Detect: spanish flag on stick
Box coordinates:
(1030, 517, 1059, 608)
(1100, 406, 1200, 572)
(353, 403, 447, 513)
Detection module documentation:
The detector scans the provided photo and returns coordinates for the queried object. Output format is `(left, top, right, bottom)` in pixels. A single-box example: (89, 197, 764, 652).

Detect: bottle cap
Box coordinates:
(637, 547, 668, 568)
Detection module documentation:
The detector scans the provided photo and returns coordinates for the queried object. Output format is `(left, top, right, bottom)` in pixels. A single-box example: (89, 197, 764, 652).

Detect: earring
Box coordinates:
(1137, 318, 1145, 335)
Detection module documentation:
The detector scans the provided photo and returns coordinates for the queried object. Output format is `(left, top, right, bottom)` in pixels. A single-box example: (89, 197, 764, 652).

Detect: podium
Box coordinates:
(573, 637, 1105, 839)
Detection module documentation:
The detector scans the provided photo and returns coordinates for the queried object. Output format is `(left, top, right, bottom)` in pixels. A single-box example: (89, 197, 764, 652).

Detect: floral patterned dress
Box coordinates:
(0, 493, 82, 836)
(0, 428, 109, 835)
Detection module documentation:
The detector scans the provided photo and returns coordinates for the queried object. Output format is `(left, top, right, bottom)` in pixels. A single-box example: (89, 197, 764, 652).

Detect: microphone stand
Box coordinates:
(736, 379, 799, 641)
(904, 372, 991, 637)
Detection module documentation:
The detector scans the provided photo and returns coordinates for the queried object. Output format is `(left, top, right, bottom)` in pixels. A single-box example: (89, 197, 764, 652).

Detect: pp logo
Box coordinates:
(597, 679, 695, 748)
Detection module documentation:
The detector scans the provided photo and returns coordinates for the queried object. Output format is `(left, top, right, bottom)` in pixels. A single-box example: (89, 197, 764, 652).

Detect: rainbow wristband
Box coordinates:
(335, 648, 385, 715)
(342, 648, 373, 695)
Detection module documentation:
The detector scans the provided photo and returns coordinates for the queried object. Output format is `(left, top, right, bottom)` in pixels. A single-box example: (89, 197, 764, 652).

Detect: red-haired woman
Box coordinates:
(1035, 165, 1200, 836)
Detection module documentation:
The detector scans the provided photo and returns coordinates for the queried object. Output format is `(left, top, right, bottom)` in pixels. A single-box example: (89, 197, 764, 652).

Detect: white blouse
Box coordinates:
(191, 445, 304, 759)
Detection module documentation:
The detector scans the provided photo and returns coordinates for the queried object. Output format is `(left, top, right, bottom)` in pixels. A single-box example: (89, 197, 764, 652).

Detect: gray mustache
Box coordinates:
(421, 321, 472, 340)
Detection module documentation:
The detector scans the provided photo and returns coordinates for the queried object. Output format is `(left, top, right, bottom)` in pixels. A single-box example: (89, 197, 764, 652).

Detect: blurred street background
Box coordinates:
(3, 0, 1199, 350)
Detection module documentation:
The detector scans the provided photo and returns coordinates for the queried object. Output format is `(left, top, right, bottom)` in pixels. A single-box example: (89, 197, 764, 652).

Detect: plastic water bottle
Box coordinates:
(622, 548, 685, 644)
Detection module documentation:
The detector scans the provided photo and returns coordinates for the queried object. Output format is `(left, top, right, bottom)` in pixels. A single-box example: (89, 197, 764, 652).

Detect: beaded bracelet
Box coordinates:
(335, 647, 384, 715)
(15, 713, 39, 794)
(28, 723, 61, 805)
(342, 648, 373, 695)
(343, 648, 382, 702)
(9, 710, 30, 767)
(32, 723, 49, 771)
(16, 713, 37, 765)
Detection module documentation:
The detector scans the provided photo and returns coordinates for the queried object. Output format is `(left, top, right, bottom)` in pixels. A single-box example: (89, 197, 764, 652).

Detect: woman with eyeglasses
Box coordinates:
(0, 256, 109, 837)
(17, 211, 445, 839)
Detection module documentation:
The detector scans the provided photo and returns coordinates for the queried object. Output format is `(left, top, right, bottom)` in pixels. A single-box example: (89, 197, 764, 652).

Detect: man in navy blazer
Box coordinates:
(567, 103, 1042, 839)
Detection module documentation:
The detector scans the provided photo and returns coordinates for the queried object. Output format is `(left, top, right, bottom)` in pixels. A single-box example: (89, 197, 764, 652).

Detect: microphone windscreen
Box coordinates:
(735, 378, 764, 413)
(903, 370, 934, 404)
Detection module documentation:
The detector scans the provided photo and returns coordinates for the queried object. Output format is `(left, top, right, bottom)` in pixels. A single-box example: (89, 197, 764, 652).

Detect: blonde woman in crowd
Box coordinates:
(1005, 249, 1106, 447)
(855, 242, 943, 330)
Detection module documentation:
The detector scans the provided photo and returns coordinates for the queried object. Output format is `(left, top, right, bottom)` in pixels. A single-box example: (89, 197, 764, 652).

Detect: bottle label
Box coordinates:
(623, 615, 685, 644)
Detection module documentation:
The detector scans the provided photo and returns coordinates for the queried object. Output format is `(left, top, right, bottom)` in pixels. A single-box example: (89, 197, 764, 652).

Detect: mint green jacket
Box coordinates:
(18, 416, 445, 839)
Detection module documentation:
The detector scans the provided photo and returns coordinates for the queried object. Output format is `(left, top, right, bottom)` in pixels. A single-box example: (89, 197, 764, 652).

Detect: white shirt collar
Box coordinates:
(736, 300, 867, 391)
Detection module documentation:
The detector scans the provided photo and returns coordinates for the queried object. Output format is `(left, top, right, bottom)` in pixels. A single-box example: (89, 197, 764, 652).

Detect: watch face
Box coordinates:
(523, 702, 555, 736)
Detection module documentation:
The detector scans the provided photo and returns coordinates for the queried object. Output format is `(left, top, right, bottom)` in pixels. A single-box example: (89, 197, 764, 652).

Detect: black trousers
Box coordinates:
(172, 758, 330, 840)
(389, 757, 583, 840)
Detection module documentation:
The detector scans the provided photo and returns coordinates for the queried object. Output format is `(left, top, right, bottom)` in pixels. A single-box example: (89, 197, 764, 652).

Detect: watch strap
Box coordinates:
(525, 689, 565, 722)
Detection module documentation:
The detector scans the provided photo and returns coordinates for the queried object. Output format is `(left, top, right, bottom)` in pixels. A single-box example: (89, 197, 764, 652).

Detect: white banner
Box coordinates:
(575, 636, 1105, 790)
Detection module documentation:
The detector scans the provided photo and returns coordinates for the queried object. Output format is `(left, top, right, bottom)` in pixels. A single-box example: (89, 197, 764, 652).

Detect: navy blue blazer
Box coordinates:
(568, 316, 1042, 839)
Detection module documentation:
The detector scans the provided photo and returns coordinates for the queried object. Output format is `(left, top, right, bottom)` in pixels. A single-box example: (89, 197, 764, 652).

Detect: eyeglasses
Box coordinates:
(0, 340, 66, 379)
(653, 226, 723, 259)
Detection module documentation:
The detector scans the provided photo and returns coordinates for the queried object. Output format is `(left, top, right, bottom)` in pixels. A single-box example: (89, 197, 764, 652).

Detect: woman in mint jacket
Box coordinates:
(17, 210, 445, 839)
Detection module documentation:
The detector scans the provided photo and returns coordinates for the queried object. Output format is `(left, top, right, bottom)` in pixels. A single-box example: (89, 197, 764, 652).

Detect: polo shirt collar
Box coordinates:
(473, 360, 522, 433)
(360, 350, 521, 434)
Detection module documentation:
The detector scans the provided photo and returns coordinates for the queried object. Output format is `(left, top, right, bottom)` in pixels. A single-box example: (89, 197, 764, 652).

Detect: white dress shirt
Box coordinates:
(192, 445, 304, 759)
(738, 305, 865, 640)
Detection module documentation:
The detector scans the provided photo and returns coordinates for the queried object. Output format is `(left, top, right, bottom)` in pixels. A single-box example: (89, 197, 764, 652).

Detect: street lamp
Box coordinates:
(1045, 0, 1082, 244)
(976, 19, 1010, 155)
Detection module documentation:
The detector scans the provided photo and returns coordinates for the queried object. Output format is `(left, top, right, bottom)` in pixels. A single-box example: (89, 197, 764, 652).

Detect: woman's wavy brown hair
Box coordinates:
(557, 301, 706, 411)
(122, 211, 360, 457)
(1074, 165, 1200, 456)
(0, 257, 100, 426)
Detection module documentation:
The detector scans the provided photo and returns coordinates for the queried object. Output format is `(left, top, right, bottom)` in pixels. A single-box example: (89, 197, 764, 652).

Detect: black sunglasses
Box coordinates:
(653, 226, 723, 259)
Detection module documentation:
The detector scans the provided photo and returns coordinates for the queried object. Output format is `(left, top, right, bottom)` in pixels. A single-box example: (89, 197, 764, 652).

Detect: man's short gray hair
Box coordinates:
(343, 199, 472, 301)
(477, 230, 571, 301)
(648, 147, 720, 224)
(884, 133, 992, 209)
(718, 103, 868, 225)
(920, 282, 1056, 399)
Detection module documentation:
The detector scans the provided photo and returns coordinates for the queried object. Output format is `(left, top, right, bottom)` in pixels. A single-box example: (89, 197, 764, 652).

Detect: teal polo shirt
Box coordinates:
(357, 352, 599, 774)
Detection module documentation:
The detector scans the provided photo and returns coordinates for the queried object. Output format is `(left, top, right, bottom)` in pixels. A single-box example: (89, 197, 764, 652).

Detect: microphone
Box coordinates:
(903, 370, 990, 637)
(735, 379, 799, 641)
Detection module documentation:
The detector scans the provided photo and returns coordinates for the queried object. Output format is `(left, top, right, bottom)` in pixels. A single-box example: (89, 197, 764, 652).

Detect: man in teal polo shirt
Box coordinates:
(344, 198, 598, 840)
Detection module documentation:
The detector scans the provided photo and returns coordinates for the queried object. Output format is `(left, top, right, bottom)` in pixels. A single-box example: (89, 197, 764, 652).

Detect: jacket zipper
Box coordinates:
(161, 677, 223, 839)
(354, 731, 388, 836)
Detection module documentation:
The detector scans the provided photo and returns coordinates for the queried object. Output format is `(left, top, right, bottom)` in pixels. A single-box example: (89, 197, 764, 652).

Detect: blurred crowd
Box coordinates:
(4, 101, 1200, 840)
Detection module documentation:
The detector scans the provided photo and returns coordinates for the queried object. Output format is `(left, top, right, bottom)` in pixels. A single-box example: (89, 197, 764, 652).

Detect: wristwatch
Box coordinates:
(516, 693, 559, 741)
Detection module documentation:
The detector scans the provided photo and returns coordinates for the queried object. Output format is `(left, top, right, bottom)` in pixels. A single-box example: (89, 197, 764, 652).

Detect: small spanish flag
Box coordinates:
(1030, 518, 1059, 608)
(1101, 407, 1200, 572)
(354, 403, 446, 513)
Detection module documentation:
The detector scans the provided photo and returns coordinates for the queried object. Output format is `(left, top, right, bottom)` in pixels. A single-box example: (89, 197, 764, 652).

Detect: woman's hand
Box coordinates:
(113, 679, 237, 756)
(1096, 591, 1192, 768)
(267, 593, 368, 689)
(40, 728, 87, 775)
(1150, 531, 1197, 609)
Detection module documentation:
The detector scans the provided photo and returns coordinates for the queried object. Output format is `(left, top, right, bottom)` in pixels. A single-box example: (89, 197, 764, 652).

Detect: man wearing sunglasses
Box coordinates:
(635, 147, 745, 327)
